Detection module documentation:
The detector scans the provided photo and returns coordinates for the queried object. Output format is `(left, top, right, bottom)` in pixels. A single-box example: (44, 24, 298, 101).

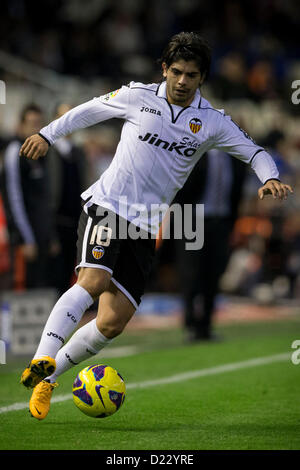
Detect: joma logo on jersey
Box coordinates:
(138, 133, 198, 157)
(140, 106, 162, 116)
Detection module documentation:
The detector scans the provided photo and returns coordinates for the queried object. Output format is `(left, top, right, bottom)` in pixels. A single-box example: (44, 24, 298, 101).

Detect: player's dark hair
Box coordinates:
(20, 103, 43, 123)
(159, 32, 211, 80)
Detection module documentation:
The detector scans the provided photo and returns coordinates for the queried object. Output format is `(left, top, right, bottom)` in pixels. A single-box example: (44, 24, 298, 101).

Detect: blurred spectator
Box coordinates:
(0, 194, 10, 286)
(247, 59, 280, 102)
(0, 0, 298, 86)
(282, 213, 300, 298)
(223, 210, 275, 297)
(0, 103, 57, 289)
(32, 30, 64, 71)
(47, 102, 88, 295)
(212, 52, 250, 101)
(83, 127, 117, 181)
(261, 130, 293, 180)
(174, 150, 246, 341)
(0, 136, 8, 152)
(222, 190, 300, 302)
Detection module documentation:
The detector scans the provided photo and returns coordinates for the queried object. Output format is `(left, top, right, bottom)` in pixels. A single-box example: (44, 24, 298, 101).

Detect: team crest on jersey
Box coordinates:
(102, 89, 120, 101)
(189, 118, 202, 134)
(92, 246, 105, 260)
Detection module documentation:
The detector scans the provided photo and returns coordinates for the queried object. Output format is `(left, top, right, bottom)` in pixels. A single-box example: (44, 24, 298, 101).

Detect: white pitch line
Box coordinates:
(97, 345, 139, 359)
(0, 352, 290, 415)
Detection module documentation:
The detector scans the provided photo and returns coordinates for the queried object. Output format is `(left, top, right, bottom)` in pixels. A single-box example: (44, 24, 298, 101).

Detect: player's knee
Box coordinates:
(96, 317, 125, 339)
(77, 268, 111, 298)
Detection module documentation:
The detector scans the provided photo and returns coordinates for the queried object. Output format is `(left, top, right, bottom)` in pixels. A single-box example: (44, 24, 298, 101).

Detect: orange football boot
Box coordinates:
(20, 356, 56, 389)
(29, 380, 58, 420)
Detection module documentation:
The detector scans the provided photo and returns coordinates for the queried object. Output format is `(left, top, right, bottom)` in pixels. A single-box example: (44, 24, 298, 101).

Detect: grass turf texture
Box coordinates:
(0, 319, 300, 450)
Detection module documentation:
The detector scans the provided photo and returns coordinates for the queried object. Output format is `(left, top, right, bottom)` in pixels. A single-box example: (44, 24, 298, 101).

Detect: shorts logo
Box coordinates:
(189, 118, 202, 134)
(92, 245, 105, 260)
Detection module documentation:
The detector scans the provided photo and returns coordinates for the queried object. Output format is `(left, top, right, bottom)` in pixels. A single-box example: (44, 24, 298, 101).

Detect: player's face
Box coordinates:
(162, 60, 204, 107)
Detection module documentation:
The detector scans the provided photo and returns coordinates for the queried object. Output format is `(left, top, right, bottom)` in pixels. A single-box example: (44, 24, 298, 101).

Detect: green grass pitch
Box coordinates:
(0, 319, 300, 450)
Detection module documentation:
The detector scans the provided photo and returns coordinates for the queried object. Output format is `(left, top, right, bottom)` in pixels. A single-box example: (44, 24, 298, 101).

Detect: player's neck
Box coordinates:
(166, 94, 195, 108)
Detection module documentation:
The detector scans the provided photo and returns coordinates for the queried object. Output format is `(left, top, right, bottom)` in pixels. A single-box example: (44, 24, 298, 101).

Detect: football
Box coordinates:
(72, 364, 126, 418)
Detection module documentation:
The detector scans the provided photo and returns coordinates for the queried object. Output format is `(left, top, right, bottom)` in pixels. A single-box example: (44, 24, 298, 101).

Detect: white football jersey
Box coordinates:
(40, 81, 279, 234)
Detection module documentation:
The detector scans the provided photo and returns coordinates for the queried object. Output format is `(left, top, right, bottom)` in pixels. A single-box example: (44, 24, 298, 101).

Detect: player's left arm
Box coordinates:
(213, 113, 294, 201)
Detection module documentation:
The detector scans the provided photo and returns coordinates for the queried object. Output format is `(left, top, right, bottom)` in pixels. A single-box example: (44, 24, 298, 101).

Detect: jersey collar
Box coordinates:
(156, 81, 202, 109)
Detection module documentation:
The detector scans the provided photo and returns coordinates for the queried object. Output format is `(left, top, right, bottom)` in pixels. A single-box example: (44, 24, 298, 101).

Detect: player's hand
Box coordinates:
(258, 179, 293, 201)
(21, 243, 38, 261)
(19, 134, 49, 160)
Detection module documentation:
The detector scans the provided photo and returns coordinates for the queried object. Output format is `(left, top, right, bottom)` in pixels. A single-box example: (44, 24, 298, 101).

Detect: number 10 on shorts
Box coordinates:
(89, 224, 112, 247)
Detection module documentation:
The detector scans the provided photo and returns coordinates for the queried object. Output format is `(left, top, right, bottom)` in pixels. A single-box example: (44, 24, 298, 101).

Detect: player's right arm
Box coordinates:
(20, 84, 131, 160)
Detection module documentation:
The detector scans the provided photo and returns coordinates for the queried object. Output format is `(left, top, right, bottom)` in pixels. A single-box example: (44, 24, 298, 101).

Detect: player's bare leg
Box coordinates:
(28, 279, 135, 420)
(77, 266, 111, 299)
(96, 281, 136, 339)
(22, 272, 105, 391)
(23, 268, 116, 420)
(20, 267, 110, 388)
(46, 279, 136, 384)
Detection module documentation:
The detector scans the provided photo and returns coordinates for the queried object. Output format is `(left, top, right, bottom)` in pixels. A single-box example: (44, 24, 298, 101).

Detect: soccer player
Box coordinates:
(19, 32, 293, 420)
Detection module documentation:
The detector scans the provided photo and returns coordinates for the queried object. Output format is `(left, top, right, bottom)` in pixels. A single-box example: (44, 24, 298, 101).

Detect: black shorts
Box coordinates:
(76, 204, 156, 309)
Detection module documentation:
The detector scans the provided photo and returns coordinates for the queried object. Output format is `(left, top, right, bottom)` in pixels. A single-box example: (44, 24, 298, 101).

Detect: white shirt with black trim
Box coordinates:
(40, 81, 279, 234)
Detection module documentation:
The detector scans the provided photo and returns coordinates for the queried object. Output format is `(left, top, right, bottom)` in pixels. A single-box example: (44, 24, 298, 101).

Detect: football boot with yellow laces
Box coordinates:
(20, 356, 56, 389)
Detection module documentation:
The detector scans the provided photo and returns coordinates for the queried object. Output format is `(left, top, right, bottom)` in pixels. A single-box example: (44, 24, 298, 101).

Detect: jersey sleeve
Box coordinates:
(39, 85, 130, 145)
(212, 112, 280, 184)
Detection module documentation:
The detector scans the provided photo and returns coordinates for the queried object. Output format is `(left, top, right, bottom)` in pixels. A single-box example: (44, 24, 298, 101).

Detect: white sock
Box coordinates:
(46, 318, 113, 382)
(34, 283, 94, 360)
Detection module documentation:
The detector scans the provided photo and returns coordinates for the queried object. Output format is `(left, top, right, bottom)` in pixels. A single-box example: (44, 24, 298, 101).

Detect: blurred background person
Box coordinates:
(82, 127, 117, 182)
(47, 102, 88, 295)
(212, 52, 251, 101)
(220, 127, 297, 302)
(0, 103, 57, 289)
(174, 150, 246, 342)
